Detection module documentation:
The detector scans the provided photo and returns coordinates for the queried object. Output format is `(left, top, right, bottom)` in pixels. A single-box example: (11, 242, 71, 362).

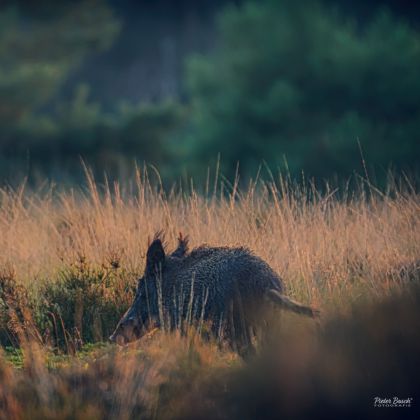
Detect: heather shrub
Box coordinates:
(42, 258, 136, 350)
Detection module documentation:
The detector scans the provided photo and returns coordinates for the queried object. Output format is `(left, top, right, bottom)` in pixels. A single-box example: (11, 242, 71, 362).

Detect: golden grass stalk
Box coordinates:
(0, 169, 418, 314)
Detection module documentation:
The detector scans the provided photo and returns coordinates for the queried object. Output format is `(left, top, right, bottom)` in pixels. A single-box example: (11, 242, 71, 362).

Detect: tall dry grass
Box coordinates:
(0, 169, 418, 312)
(1, 267, 419, 420)
(0, 169, 419, 419)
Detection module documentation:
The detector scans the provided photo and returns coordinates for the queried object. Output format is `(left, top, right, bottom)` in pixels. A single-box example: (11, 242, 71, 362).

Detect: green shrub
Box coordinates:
(42, 258, 136, 350)
(1, 257, 137, 351)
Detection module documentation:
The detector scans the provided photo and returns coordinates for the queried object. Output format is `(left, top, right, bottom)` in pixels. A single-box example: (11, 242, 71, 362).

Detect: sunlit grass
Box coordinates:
(0, 169, 419, 419)
(1, 169, 418, 307)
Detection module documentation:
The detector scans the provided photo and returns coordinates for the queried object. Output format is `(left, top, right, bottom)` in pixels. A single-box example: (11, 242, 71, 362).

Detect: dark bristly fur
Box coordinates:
(110, 232, 319, 355)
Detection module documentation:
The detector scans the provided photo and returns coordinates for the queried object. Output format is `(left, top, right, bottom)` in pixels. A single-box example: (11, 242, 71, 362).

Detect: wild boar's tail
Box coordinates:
(267, 289, 320, 318)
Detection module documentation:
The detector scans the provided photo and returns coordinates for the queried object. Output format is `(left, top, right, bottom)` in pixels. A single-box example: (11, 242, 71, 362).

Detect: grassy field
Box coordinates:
(0, 170, 419, 419)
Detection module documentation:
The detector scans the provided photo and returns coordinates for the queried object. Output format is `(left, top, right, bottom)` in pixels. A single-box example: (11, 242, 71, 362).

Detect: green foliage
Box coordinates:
(0, 256, 137, 351)
(0, 1, 189, 184)
(1, 0, 419, 185)
(0, 2, 120, 125)
(3, 346, 24, 368)
(185, 0, 420, 179)
(42, 259, 136, 348)
(0, 87, 187, 183)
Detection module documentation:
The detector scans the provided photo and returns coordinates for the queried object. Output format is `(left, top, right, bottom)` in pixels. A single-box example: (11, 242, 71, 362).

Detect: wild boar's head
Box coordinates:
(109, 237, 166, 345)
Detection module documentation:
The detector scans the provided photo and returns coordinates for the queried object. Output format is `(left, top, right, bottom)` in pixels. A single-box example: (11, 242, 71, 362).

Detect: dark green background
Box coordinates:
(0, 0, 419, 186)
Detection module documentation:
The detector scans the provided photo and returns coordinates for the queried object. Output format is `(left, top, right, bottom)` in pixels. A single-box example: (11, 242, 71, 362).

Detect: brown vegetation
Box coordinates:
(0, 170, 419, 418)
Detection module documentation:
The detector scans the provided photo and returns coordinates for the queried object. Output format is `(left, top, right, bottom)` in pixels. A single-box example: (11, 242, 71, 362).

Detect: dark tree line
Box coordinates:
(0, 0, 419, 185)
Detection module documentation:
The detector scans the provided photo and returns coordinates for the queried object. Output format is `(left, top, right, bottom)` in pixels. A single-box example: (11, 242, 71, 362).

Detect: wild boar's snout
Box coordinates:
(109, 311, 143, 346)
(109, 332, 126, 346)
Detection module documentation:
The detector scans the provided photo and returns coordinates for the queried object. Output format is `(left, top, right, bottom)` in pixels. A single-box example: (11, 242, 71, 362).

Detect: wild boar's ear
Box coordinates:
(146, 239, 165, 274)
(171, 232, 189, 257)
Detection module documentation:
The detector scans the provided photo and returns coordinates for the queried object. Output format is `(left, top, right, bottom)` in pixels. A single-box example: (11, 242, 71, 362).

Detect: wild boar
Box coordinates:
(110, 233, 319, 354)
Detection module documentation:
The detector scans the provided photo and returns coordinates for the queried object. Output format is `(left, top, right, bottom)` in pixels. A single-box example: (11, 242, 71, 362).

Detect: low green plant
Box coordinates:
(42, 257, 136, 351)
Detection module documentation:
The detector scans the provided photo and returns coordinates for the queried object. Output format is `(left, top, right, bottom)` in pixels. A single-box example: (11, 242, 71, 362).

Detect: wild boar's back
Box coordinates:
(162, 246, 284, 310)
